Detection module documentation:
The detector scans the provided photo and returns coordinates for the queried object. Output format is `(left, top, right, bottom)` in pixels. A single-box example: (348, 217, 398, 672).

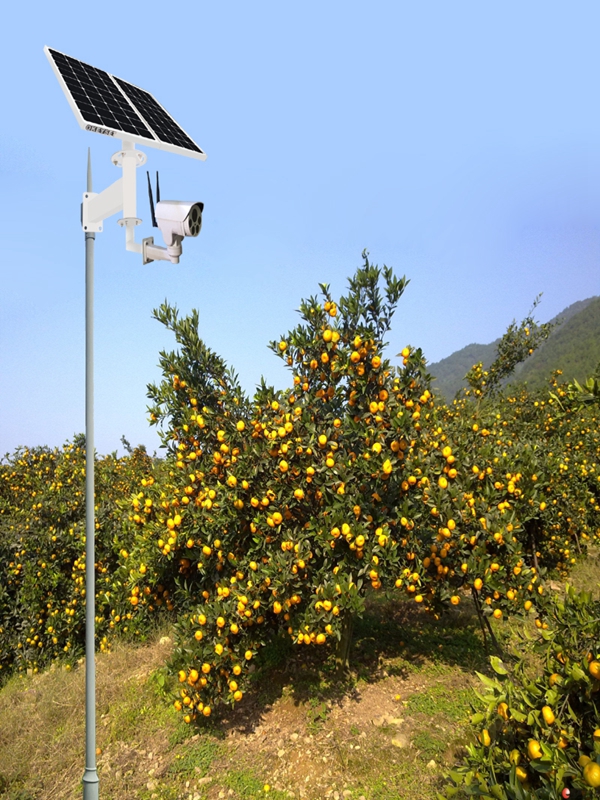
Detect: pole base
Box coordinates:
(82, 768, 99, 800)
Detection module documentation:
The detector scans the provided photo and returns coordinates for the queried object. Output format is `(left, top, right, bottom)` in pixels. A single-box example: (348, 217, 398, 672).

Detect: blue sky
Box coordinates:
(1, 1, 600, 457)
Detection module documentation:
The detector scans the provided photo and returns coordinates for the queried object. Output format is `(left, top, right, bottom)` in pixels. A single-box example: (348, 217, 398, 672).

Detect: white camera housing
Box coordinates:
(155, 200, 203, 246)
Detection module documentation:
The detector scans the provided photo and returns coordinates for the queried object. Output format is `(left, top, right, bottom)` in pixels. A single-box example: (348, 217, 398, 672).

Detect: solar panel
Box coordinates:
(44, 47, 206, 161)
(114, 78, 203, 155)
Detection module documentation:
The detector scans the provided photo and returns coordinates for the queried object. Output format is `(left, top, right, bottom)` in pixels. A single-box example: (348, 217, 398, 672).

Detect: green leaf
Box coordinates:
(490, 656, 508, 675)
(476, 671, 501, 690)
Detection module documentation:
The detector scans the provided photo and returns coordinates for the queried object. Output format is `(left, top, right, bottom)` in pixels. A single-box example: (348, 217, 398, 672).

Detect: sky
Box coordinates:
(1, 1, 600, 458)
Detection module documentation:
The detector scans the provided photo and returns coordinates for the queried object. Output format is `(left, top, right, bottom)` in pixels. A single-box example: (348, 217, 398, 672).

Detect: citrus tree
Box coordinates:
(441, 584, 600, 799)
(0, 437, 156, 681)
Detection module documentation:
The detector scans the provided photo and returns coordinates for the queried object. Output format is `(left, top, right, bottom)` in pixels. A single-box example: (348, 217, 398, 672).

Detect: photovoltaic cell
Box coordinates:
(114, 78, 203, 155)
(45, 47, 206, 160)
(47, 49, 154, 139)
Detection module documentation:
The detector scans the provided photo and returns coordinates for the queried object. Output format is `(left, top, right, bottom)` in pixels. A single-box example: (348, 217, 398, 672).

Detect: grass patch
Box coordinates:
(405, 684, 475, 722)
(168, 736, 223, 777)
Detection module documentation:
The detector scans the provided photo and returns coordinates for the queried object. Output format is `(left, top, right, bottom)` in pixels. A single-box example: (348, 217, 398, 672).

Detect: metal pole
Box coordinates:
(82, 147, 99, 800)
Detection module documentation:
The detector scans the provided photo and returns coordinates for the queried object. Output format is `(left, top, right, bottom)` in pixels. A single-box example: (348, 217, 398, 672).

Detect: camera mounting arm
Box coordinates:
(81, 141, 183, 264)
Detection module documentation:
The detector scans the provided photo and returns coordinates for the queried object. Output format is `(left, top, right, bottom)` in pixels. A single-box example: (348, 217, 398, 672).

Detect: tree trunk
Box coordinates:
(335, 611, 354, 677)
(472, 587, 489, 654)
(471, 588, 502, 656)
(528, 519, 540, 572)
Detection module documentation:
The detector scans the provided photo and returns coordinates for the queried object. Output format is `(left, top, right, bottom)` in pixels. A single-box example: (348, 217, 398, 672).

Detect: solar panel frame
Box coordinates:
(44, 46, 207, 161)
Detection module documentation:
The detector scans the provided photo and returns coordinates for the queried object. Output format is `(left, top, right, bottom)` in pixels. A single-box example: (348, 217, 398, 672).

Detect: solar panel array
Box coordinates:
(45, 47, 205, 159)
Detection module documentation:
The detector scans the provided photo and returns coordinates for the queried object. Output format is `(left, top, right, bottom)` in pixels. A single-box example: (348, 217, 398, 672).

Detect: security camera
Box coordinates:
(155, 200, 204, 256)
(142, 173, 205, 264)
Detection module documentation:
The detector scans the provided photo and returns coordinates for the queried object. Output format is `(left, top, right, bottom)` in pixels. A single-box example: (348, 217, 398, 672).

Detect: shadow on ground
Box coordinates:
(202, 591, 496, 739)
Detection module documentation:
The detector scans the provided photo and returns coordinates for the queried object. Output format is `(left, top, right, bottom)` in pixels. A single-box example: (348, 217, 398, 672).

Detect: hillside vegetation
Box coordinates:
(427, 296, 600, 402)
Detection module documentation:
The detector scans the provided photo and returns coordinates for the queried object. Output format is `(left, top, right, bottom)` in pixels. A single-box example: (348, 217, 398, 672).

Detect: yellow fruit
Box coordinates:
(450, 596, 460, 606)
(493, 609, 503, 619)
(541, 706, 555, 725)
(509, 749, 521, 765)
(497, 702, 509, 720)
(584, 762, 600, 788)
(549, 673, 561, 687)
(480, 729, 491, 747)
(579, 755, 592, 768)
(515, 766, 527, 783)
(474, 578, 483, 591)
(593, 729, 600, 742)
(528, 740, 542, 759)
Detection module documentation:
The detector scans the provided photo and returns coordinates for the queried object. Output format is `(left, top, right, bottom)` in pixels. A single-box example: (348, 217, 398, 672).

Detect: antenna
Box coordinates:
(146, 171, 158, 228)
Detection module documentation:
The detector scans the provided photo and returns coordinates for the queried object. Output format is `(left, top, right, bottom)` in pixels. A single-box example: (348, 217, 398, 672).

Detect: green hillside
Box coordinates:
(423, 296, 600, 402)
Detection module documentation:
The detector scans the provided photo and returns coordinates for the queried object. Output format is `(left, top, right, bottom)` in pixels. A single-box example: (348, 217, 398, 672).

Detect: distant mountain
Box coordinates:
(422, 296, 600, 403)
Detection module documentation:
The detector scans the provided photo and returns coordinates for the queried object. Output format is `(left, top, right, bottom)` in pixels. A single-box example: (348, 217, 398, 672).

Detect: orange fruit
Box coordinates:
(528, 740, 542, 759)
(541, 706, 555, 725)
(583, 762, 600, 788)
(589, 661, 600, 680)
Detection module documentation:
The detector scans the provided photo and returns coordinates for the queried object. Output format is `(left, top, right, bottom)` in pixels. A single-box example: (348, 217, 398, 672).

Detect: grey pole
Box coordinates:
(82, 147, 99, 800)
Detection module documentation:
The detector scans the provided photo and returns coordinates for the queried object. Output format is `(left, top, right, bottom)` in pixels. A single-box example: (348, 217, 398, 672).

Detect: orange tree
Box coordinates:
(121, 253, 468, 721)
(441, 584, 600, 799)
(391, 306, 567, 650)
(0, 436, 156, 681)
